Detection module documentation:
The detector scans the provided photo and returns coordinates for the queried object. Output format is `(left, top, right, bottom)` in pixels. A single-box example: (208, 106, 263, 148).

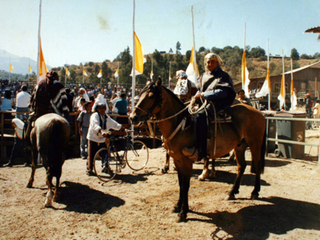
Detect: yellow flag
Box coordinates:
(241, 50, 250, 97)
(10, 64, 13, 72)
(66, 68, 70, 76)
(83, 69, 87, 76)
(134, 32, 144, 74)
(266, 67, 271, 91)
(97, 69, 102, 78)
(29, 65, 32, 73)
(277, 74, 286, 108)
(39, 38, 48, 80)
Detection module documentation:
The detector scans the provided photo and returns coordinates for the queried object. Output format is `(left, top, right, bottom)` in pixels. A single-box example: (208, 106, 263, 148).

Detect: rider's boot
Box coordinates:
(182, 111, 207, 161)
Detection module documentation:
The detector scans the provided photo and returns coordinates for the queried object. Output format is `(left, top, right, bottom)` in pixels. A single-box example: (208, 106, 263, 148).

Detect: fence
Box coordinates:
(265, 116, 320, 164)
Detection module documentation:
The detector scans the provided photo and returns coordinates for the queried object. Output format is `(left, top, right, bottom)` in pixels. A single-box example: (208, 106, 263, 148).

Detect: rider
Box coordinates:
(182, 53, 236, 161)
(25, 70, 69, 140)
(173, 70, 192, 103)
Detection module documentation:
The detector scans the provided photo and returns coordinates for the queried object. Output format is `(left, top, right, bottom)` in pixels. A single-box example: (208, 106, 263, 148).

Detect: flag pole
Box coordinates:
(28, 58, 30, 85)
(82, 64, 84, 85)
(267, 39, 270, 110)
(37, 0, 42, 83)
(117, 61, 119, 86)
(9, 58, 11, 82)
(131, 0, 136, 138)
(282, 50, 286, 110)
(168, 62, 171, 88)
(151, 60, 153, 80)
(191, 6, 197, 79)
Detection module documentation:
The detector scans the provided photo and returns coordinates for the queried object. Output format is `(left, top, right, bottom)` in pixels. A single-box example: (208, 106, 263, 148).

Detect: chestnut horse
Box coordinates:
(130, 78, 266, 222)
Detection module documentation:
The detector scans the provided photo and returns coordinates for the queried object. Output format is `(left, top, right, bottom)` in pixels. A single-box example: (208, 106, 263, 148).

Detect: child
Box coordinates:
(77, 102, 93, 159)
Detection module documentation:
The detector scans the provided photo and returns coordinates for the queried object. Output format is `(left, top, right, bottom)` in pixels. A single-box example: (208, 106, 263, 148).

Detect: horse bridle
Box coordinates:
(135, 86, 163, 120)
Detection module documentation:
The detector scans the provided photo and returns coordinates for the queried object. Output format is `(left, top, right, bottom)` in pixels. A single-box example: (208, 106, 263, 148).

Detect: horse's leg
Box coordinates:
(173, 171, 183, 213)
(250, 149, 262, 199)
(162, 152, 170, 173)
(209, 158, 216, 178)
(177, 173, 190, 222)
(227, 145, 247, 200)
(53, 173, 61, 202)
(27, 148, 38, 188)
(198, 157, 209, 181)
(45, 172, 54, 208)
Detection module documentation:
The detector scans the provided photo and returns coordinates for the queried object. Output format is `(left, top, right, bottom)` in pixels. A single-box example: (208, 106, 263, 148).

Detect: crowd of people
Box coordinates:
(2, 51, 318, 173)
(0, 73, 144, 173)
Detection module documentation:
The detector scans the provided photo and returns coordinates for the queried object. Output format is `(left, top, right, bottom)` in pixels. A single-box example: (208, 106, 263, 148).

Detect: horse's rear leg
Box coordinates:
(250, 150, 262, 199)
(27, 149, 38, 188)
(162, 152, 170, 173)
(53, 173, 62, 202)
(45, 174, 54, 208)
(209, 159, 216, 178)
(198, 157, 209, 181)
(227, 146, 246, 200)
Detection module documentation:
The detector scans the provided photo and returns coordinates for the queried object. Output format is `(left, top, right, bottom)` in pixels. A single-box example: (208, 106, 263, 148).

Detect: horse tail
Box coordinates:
(47, 119, 69, 177)
(250, 126, 266, 174)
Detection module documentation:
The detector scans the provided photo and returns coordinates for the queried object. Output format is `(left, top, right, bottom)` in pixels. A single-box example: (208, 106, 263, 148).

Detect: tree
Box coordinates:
(176, 41, 181, 55)
(291, 48, 300, 60)
(249, 46, 266, 58)
(198, 46, 206, 54)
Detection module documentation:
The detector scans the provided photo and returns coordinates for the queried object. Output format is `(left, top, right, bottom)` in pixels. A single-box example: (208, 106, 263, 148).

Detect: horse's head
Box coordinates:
(130, 78, 163, 126)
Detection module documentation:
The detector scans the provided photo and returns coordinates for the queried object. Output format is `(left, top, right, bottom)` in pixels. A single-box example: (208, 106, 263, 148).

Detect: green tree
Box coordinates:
(291, 48, 300, 60)
(176, 41, 181, 55)
(249, 46, 266, 58)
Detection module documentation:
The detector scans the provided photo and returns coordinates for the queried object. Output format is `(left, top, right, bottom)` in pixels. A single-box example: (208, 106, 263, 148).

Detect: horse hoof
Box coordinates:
(251, 194, 259, 200)
(161, 168, 168, 174)
(176, 213, 187, 223)
(209, 171, 216, 179)
(172, 205, 180, 213)
(26, 182, 33, 188)
(226, 195, 236, 200)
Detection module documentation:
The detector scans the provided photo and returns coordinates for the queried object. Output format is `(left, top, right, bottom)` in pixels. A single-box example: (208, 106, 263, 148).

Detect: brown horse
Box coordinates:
(130, 78, 266, 222)
(27, 113, 70, 207)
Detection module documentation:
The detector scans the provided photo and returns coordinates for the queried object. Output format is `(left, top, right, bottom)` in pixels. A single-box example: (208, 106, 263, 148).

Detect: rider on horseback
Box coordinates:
(182, 53, 236, 161)
(25, 70, 69, 141)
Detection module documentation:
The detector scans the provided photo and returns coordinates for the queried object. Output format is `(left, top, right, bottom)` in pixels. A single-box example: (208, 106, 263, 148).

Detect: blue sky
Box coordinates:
(1, 0, 320, 70)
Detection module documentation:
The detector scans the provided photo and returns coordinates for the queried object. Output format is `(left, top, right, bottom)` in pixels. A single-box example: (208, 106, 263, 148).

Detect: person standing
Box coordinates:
(86, 103, 122, 176)
(182, 53, 236, 161)
(77, 102, 93, 159)
(3, 118, 31, 167)
(15, 85, 31, 120)
(237, 89, 251, 105)
(115, 92, 129, 124)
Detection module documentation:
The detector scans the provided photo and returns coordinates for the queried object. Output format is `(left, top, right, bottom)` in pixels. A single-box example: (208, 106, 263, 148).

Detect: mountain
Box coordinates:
(0, 49, 37, 75)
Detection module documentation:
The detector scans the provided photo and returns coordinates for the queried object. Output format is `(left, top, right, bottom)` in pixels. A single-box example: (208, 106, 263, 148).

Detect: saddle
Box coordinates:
(206, 103, 233, 124)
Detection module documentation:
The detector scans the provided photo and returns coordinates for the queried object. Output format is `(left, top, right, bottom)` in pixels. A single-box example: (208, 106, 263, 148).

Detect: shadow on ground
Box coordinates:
(189, 196, 320, 239)
(57, 181, 125, 214)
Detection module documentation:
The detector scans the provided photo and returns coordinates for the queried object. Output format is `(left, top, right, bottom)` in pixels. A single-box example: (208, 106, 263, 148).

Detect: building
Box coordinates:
(234, 61, 320, 109)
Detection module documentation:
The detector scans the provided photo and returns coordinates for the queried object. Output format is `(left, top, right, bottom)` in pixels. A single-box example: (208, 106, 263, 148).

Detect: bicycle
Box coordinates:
(93, 130, 149, 182)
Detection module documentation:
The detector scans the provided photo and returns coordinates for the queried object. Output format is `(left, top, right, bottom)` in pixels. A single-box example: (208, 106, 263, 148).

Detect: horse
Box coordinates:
(130, 78, 266, 222)
(26, 113, 70, 207)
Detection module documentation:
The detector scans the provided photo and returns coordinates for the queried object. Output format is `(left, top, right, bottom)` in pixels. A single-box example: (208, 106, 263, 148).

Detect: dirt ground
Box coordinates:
(1, 130, 320, 240)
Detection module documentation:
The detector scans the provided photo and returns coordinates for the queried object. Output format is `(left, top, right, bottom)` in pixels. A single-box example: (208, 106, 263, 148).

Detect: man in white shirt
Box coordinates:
(86, 103, 122, 175)
(16, 85, 31, 120)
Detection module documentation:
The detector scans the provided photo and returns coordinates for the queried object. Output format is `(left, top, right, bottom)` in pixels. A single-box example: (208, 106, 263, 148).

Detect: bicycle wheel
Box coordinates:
(125, 140, 149, 171)
(93, 147, 119, 182)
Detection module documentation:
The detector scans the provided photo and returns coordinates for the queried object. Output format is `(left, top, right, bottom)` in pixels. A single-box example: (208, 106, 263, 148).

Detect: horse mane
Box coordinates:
(161, 86, 186, 108)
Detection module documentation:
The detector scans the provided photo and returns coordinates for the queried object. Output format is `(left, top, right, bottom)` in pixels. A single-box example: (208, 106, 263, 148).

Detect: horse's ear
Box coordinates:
(156, 77, 162, 87)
